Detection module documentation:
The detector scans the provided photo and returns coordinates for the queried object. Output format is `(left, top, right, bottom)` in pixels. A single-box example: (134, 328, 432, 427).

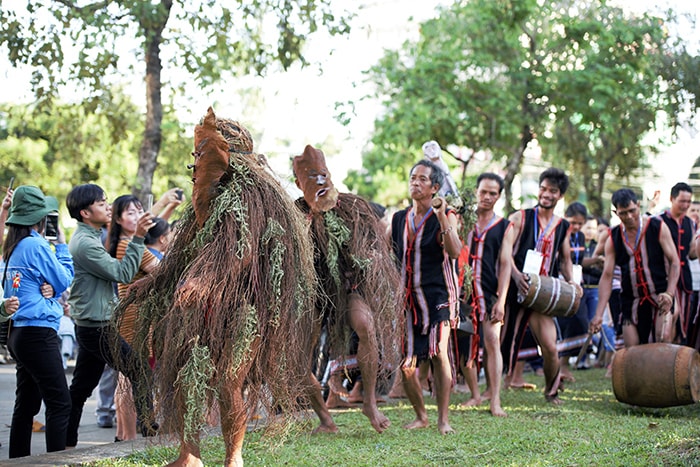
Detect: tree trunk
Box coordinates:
(133, 1, 172, 201)
(503, 125, 533, 214)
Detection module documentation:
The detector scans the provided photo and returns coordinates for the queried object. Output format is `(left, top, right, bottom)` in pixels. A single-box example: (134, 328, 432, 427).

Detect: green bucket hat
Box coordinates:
(6, 186, 59, 227)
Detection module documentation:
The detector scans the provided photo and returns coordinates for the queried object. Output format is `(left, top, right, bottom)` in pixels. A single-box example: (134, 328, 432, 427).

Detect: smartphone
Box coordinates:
(144, 194, 153, 212)
(175, 188, 183, 201)
(8, 177, 14, 191)
(45, 213, 59, 240)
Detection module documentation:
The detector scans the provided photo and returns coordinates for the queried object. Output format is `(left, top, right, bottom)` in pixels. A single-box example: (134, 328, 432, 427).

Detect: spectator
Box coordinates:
(64, 183, 158, 448)
(107, 195, 161, 442)
(2, 186, 73, 458)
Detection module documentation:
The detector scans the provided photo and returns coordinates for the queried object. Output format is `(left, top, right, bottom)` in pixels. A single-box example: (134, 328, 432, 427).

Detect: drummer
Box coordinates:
(501, 167, 576, 405)
(590, 188, 679, 347)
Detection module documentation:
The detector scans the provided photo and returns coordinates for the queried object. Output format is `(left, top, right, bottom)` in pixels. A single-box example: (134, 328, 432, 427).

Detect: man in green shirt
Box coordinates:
(65, 184, 157, 448)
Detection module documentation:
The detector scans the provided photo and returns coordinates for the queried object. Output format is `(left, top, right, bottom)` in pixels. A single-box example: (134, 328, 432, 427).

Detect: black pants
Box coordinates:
(8, 326, 71, 458)
(66, 325, 153, 447)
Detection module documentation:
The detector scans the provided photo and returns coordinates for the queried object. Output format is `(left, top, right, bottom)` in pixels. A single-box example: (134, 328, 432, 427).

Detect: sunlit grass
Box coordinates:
(85, 368, 700, 466)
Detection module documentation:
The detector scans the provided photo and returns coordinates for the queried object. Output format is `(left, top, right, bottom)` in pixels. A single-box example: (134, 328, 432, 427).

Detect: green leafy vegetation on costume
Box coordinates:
(175, 340, 217, 443)
(115, 110, 318, 444)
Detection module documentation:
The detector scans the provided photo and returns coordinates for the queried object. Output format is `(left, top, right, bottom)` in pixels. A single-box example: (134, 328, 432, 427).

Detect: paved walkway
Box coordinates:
(0, 356, 164, 466)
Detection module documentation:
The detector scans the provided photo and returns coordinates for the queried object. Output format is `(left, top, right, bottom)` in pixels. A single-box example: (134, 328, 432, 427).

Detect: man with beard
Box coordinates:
(293, 145, 400, 434)
(590, 188, 679, 348)
(501, 168, 575, 405)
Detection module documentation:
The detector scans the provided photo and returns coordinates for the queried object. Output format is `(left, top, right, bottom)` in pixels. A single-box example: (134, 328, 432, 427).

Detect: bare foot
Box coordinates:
(325, 391, 353, 409)
(224, 451, 243, 467)
(490, 402, 508, 417)
(605, 366, 613, 378)
(388, 388, 406, 398)
(460, 397, 482, 407)
(480, 390, 492, 401)
(508, 381, 536, 390)
(363, 405, 391, 433)
(167, 453, 204, 467)
(328, 374, 349, 398)
(560, 371, 576, 383)
(545, 395, 563, 406)
(438, 421, 455, 434)
(404, 418, 429, 430)
(312, 422, 339, 434)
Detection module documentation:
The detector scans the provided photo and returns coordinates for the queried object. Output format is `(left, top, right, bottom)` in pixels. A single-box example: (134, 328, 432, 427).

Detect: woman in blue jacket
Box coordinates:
(2, 186, 74, 458)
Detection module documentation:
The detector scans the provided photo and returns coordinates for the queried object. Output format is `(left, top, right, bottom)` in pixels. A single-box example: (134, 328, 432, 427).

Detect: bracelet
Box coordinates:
(440, 227, 453, 238)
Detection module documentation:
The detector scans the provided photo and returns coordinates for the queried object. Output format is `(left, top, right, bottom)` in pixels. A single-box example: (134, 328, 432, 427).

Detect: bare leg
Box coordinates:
(656, 310, 675, 343)
(388, 372, 406, 398)
(167, 439, 203, 467)
(622, 323, 640, 348)
(218, 383, 247, 467)
(432, 322, 455, 434)
(559, 356, 575, 382)
(482, 320, 506, 417)
(307, 373, 338, 434)
(529, 314, 562, 406)
(505, 360, 535, 389)
(401, 363, 429, 430)
(346, 380, 364, 404)
(167, 391, 203, 467)
(418, 360, 432, 394)
(459, 359, 481, 407)
(480, 351, 491, 401)
(347, 295, 390, 433)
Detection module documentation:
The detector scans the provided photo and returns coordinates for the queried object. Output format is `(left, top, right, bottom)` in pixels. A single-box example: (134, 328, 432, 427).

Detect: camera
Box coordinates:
(45, 213, 59, 240)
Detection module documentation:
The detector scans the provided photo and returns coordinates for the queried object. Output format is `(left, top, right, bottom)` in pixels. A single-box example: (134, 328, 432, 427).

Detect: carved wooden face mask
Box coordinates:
(293, 145, 338, 213)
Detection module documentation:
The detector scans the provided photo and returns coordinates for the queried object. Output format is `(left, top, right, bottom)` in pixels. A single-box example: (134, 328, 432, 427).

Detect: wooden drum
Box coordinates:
(518, 274, 582, 318)
(612, 343, 700, 408)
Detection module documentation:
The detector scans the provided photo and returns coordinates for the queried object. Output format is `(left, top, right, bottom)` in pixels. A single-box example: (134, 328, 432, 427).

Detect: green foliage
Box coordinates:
(0, 94, 191, 209)
(345, 0, 697, 214)
(0, 0, 353, 197)
(174, 341, 217, 443)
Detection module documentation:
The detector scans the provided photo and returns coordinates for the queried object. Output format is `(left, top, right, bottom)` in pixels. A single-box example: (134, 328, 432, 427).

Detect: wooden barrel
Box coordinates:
(612, 343, 700, 407)
(518, 274, 582, 318)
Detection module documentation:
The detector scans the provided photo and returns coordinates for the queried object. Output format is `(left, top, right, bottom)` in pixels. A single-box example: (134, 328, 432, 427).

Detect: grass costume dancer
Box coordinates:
(118, 107, 318, 467)
(293, 145, 401, 434)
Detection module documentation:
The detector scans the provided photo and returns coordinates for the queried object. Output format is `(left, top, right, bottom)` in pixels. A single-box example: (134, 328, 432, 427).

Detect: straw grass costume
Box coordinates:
(117, 108, 318, 466)
(293, 145, 402, 433)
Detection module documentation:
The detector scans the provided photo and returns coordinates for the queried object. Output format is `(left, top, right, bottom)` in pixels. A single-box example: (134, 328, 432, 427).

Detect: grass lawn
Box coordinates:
(87, 367, 700, 466)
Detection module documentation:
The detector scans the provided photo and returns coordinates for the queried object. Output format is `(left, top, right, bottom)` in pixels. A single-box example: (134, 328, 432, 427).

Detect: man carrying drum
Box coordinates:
(590, 188, 679, 347)
(501, 167, 576, 405)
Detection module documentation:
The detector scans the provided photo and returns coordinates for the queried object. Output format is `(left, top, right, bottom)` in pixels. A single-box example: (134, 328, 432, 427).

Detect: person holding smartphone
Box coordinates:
(2, 186, 74, 458)
(64, 184, 158, 449)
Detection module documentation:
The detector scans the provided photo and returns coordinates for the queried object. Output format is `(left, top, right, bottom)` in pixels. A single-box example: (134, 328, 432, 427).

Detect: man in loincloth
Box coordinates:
(658, 182, 696, 343)
(590, 188, 679, 348)
(460, 172, 513, 416)
(501, 168, 576, 405)
(389, 159, 462, 434)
